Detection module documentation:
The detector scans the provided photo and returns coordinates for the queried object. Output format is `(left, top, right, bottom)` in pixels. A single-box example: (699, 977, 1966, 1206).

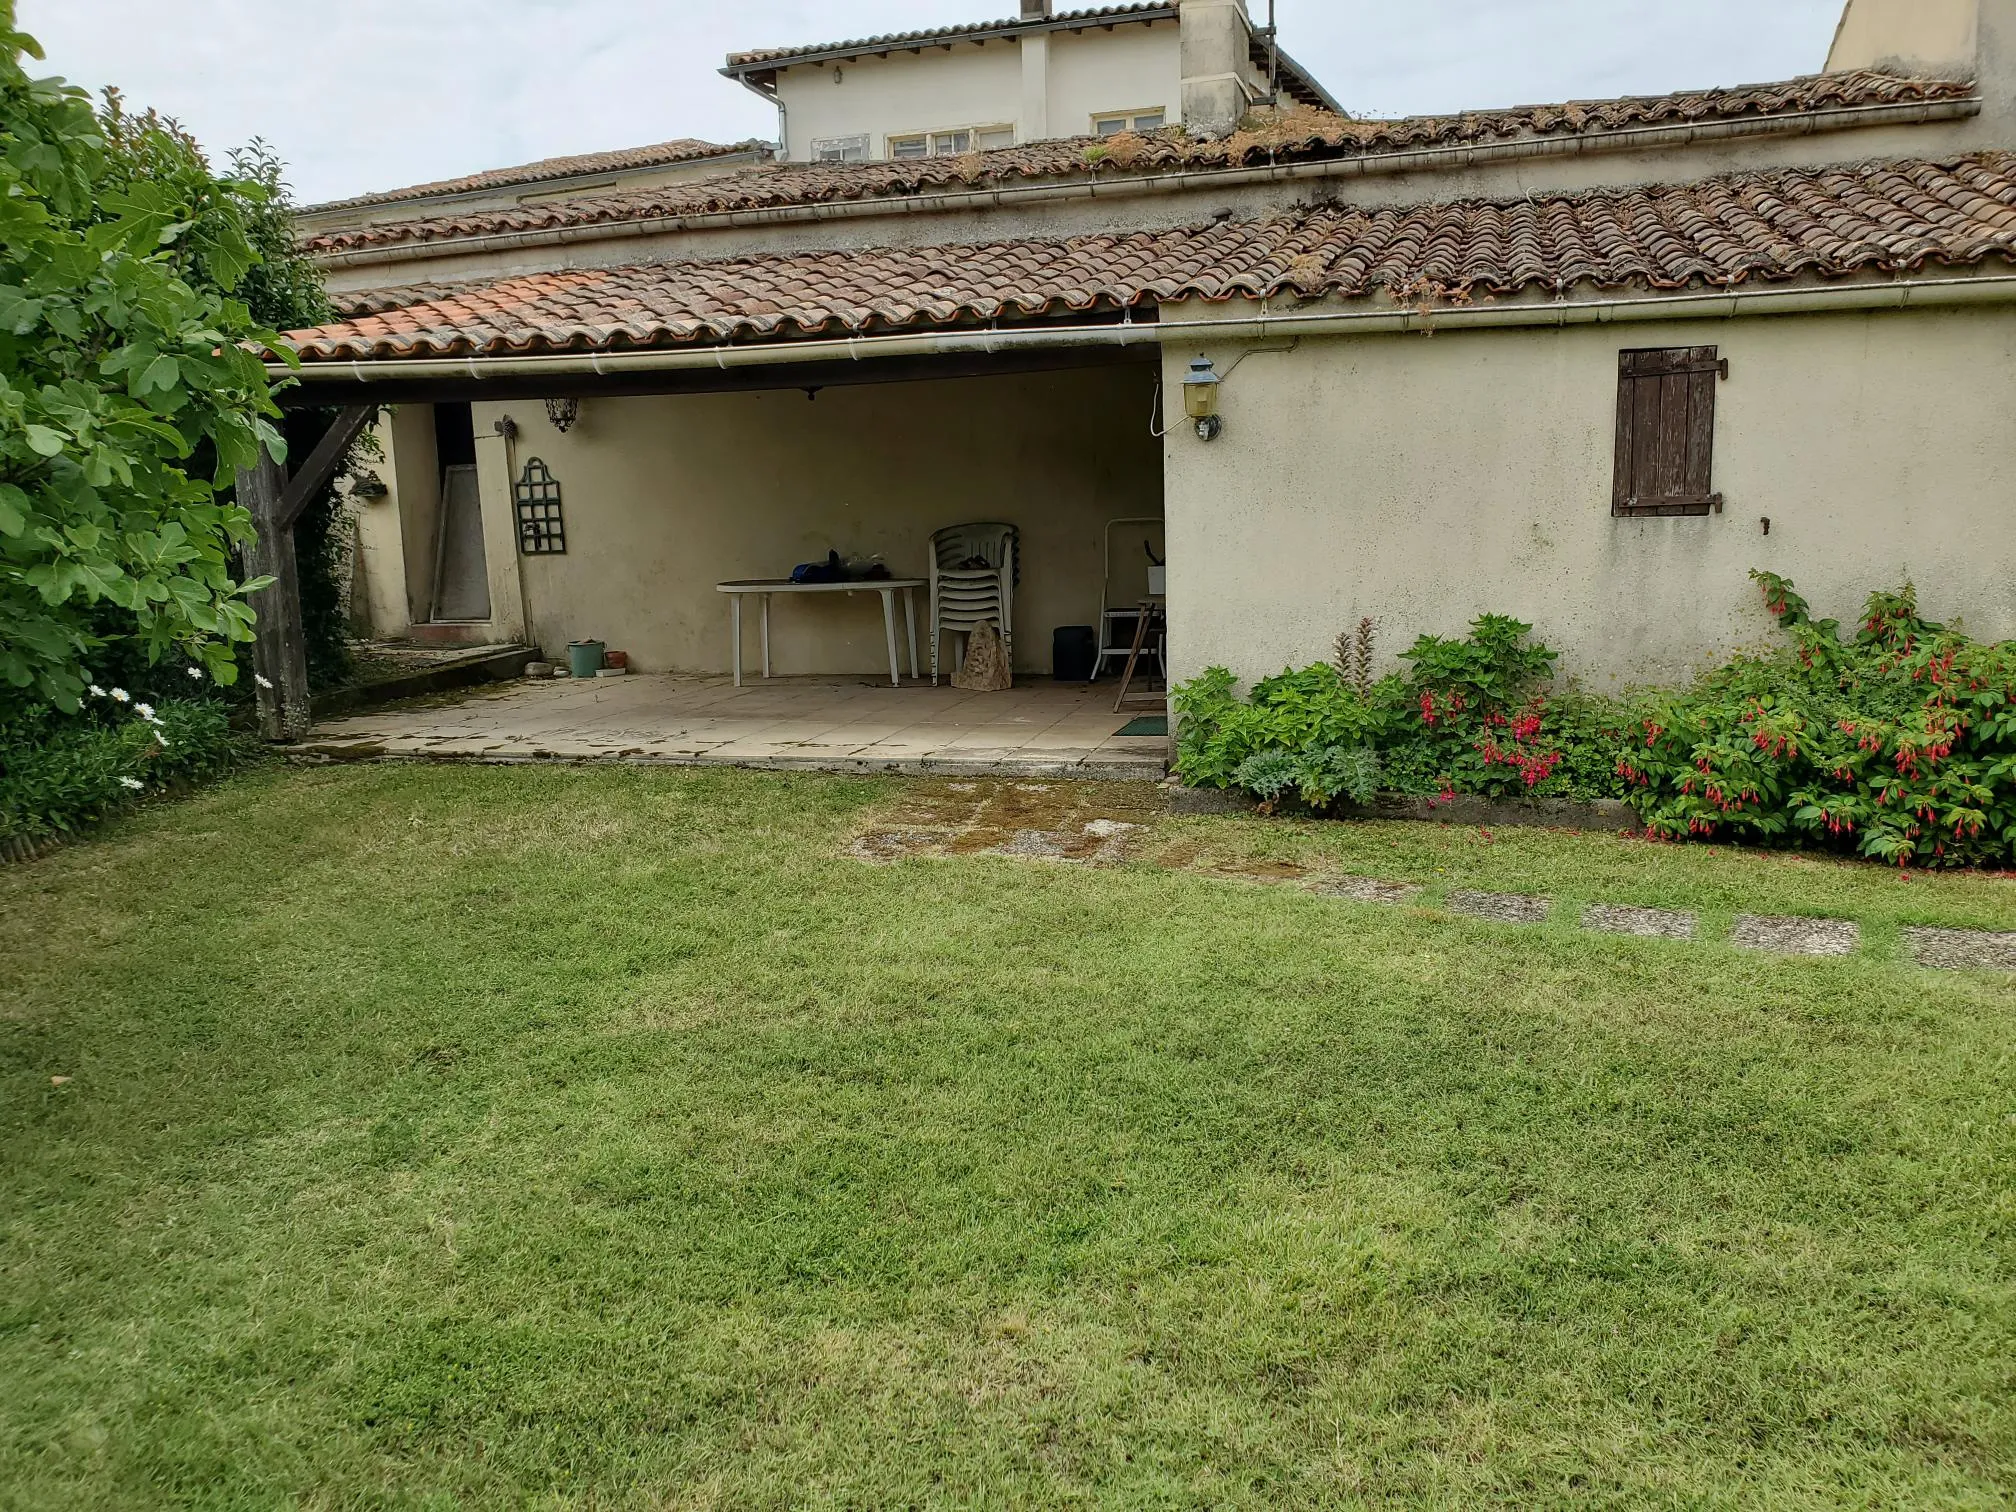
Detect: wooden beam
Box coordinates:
(236, 451, 313, 743)
(277, 404, 375, 531)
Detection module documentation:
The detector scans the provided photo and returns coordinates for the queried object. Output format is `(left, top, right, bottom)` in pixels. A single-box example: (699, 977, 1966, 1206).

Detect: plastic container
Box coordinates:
(567, 640, 606, 679)
(1052, 625, 1097, 682)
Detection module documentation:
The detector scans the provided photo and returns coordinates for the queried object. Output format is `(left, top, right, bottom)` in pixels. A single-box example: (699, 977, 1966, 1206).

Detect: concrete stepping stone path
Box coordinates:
(1582, 903, 1699, 941)
(1732, 915, 1861, 957)
(1311, 876, 1424, 906)
(1447, 890, 1553, 925)
(1903, 927, 2016, 972)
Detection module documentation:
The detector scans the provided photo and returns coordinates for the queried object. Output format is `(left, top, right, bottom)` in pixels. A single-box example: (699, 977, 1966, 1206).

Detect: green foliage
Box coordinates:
(0, 9, 292, 712)
(1621, 573, 2016, 868)
(0, 692, 245, 840)
(1177, 615, 1626, 811)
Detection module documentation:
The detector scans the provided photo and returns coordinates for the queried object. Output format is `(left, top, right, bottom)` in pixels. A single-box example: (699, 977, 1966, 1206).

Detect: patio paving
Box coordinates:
(297, 673, 1170, 779)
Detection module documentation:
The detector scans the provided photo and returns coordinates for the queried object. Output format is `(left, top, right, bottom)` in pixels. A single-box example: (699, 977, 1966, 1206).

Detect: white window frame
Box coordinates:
(887, 125, 1015, 160)
(1092, 107, 1169, 137)
(811, 134, 871, 164)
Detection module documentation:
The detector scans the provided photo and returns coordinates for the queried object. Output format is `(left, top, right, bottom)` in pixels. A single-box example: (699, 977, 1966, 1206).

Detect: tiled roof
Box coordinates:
(300, 71, 1976, 255)
(304, 140, 772, 214)
(287, 155, 2016, 361)
(723, 4, 1174, 68)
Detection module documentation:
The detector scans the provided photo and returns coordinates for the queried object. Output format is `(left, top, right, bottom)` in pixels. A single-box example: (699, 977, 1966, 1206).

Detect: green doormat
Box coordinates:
(1116, 715, 1169, 737)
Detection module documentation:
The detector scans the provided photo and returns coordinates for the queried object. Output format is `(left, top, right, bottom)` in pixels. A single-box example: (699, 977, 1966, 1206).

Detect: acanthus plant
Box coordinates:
(1621, 572, 2016, 867)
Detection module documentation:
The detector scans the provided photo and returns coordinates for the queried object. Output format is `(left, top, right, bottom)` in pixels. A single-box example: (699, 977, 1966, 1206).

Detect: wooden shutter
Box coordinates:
(1612, 346, 1726, 517)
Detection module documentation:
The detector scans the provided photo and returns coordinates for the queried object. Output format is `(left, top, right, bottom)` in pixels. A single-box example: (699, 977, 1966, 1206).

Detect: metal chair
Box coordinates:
(930, 522, 1018, 685)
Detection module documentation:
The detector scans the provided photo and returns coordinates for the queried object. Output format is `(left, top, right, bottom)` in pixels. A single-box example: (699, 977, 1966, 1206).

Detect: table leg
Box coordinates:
(760, 594, 772, 680)
(903, 588, 919, 680)
(1113, 602, 1153, 713)
(731, 595, 743, 688)
(880, 589, 901, 688)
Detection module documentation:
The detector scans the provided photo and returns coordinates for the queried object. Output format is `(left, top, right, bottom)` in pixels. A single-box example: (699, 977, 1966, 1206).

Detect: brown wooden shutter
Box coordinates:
(1612, 346, 1726, 517)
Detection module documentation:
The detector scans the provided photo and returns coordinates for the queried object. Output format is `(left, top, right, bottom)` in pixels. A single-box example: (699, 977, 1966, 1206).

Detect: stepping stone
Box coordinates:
(1313, 876, 1423, 906)
(990, 829, 1073, 858)
(1903, 927, 2016, 972)
(1582, 903, 1698, 941)
(1732, 915, 1860, 957)
(1447, 890, 1552, 925)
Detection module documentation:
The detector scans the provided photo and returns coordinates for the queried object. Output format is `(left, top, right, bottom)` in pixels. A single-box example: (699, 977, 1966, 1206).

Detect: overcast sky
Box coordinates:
(21, 0, 1847, 207)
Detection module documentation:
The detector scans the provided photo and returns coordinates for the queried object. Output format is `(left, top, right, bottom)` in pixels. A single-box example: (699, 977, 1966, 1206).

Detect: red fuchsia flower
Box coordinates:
(1420, 693, 1438, 726)
(1512, 714, 1543, 743)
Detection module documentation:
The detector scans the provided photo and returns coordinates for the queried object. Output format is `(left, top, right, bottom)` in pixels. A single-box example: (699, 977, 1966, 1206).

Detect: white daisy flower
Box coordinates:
(118, 776, 144, 791)
(134, 702, 157, 722)
(185, 666, 203, 680)
(109, 688, 130, 703)
(87, 684, 106, 698)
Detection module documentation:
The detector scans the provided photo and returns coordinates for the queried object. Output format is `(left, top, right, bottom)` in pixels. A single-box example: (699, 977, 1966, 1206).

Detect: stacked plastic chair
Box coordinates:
(929, 522, 1019, 685)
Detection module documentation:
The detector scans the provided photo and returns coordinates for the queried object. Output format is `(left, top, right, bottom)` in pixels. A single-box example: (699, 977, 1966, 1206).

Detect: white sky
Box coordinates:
(21, 0, 1847, 207)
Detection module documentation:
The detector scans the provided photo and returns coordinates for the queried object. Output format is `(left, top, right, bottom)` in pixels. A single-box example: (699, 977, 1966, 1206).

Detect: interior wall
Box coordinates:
(1162, 302, 2016, 691)
(386, 404, 442, 627)
(467, 362, 1163, 675)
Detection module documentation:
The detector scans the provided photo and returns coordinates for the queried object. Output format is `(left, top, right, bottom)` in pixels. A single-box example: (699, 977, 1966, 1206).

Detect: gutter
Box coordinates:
(309, 95, 1983, 273)
(271, 273, 2016, 385)
(718, 5, 1180, 82)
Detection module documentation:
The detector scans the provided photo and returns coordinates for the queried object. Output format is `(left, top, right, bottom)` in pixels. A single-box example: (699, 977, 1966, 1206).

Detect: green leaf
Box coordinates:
(138, 353, 179, 395)
(23, 423, 66, 456)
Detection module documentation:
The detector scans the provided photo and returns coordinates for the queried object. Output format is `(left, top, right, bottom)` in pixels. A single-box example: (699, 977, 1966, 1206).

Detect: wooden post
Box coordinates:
(237, 451, 312, 742)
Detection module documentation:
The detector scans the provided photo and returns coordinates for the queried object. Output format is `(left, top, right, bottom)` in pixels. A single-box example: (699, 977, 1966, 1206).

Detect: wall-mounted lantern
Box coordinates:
(1181, 356, 1223, 442)
(544, 397, 581, 434)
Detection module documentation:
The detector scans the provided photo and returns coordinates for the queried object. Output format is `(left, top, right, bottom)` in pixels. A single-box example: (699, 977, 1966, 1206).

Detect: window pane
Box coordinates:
(890, 137, 927, 159)
(1133, 112, 1164, 131)
(977, 128, 1014, 150)
(932, 131, 971, 155)
(1095, 117, 1127, 136)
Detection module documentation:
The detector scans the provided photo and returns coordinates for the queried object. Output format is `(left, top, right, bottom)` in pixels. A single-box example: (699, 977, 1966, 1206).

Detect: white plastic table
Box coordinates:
(715, 578, 925, 688)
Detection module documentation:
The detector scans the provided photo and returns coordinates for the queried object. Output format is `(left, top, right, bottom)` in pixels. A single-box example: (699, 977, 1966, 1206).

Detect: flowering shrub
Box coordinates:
(1175, 616, 1632, 811)
(0, 689, 245, 842)
(1623, 574, 2016, 867)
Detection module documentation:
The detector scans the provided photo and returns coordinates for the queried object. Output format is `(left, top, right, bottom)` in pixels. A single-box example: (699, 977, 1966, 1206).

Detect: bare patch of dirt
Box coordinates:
(846, 779, 1163, 865)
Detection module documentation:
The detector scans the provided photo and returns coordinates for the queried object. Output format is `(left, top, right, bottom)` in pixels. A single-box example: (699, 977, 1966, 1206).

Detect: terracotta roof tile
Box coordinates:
(305, 139, 772, 214)
(723, 5, 1174, 67)
(301, 72, 1977, 256)
(288, 154, 2016, 362)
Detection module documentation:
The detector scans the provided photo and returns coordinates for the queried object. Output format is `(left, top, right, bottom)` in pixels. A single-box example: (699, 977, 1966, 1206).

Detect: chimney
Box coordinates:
(1181, 0, 1261, 138)
(1021, 0, 1051, 17)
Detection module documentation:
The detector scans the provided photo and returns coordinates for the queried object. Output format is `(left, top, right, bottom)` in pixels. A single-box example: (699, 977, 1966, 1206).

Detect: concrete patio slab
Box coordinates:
(298, 674, 1168, 778)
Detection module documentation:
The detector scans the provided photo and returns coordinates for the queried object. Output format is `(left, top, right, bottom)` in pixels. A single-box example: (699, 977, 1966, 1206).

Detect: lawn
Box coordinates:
(2, 763, 2013, 1509)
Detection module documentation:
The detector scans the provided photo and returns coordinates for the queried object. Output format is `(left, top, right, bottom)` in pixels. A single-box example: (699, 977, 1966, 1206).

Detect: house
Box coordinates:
(718, 0, 1340, 162)
(257, 0, 2016, 745)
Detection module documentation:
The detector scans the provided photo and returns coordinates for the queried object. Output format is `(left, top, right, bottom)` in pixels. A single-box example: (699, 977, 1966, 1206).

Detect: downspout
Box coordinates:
(729, 69, 787, 161)
(272, 274, 2016, 387)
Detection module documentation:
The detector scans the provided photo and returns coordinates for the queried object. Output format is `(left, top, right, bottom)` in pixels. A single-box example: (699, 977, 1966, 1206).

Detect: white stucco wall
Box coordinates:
(774, 21, 1181, 160)
(1828, 0, 1979, 77)
(779, 44, 1027, 160)
(1161, 301, 2016, 691)
(422, 364, 1163, 674)
(1046, 24, 1182, 136)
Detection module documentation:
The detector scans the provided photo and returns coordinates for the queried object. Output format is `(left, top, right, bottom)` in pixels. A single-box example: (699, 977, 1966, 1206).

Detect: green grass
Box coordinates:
(2, 764, 2013, 1509)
